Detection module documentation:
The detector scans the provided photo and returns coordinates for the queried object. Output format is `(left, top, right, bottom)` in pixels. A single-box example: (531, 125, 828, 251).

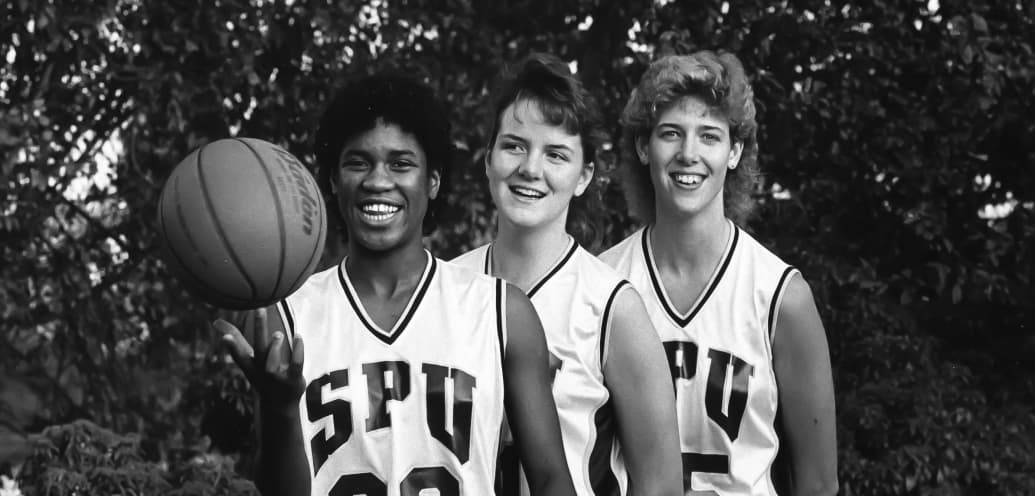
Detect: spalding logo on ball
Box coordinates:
(157, 138, 327, 310)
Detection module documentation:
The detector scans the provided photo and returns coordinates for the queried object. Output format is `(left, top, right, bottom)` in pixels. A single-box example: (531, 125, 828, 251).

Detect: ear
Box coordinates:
(635, 135, 649, 166)
(573, 161, 596, 197)
(728, 141, 744, 170)
(427, 168, 441, 200)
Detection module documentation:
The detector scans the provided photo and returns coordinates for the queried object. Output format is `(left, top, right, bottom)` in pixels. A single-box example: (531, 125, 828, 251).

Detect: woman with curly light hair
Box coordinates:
(601, 51, 838, 496)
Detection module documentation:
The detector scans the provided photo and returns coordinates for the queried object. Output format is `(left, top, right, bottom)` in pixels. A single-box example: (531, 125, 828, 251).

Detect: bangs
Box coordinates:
(513, 91, 583, 137)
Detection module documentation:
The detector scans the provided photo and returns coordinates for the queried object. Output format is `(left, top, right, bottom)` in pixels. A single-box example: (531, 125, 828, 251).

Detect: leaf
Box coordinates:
(970, 13, 988, 33)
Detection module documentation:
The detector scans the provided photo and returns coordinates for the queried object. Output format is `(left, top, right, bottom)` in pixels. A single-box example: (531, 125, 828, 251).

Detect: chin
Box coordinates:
(351, 231, 406, 252)
(502, 212, 549, 231)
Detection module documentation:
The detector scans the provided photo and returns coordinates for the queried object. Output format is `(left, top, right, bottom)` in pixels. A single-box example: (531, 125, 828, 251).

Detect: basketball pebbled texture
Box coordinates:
(157, 137, 326, 310)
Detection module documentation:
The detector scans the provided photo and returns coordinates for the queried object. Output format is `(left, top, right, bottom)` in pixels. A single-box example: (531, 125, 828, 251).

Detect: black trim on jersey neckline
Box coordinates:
(599, 280, 630, 365)
(642, 221, 740, 327)
(485, 237, 578, 298)
(768, 266, 797, 341)
(337, 251, 438, 345)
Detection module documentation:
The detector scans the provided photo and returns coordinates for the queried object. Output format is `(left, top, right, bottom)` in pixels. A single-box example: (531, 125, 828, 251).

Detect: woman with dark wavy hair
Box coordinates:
(453, 53, 682, 496)
(602, 51, 838, 496)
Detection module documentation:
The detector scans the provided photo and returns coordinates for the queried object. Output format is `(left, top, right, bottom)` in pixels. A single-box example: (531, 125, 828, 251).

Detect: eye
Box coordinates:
(391, 159, 418, 169)
(546, 150, 570, 163)
(701, 133, 722, 143)
(500, 141, 526, 153)
(339, 159, 369, 170)
(658, 128, 680, 139)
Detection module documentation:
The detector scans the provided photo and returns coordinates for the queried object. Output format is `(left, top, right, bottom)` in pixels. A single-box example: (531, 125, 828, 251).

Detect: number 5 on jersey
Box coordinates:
(663, 341, 754, 480)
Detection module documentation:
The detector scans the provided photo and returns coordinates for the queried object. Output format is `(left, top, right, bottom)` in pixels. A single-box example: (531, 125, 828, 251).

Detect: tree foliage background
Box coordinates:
(2, 0, 1033, 494)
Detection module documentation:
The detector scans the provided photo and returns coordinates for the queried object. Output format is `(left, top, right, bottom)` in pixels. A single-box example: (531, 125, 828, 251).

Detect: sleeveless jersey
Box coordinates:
(453, 238, 630, 496)
(278, 251, 507, 496)
(599, 221, 798, 496)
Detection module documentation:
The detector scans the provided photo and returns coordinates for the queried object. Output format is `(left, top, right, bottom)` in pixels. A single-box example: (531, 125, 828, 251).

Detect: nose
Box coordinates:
(516, 152, 544, 179)
(361, 162, 393, 191)
(678, 137, 699, 165)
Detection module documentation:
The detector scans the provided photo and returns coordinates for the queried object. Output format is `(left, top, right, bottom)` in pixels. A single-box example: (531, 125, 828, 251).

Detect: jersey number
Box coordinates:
(329, 466, 459, 496)
(306, 361, 477, 476)
(663, 341, 753, 486)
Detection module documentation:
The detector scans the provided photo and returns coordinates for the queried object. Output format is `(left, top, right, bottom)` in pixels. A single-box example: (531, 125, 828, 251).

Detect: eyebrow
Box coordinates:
(339, 149, 419, 160)
(545, 143, 575, 154)
(497, 133, 528, 144)
(655, 122, 727, 134)
(499, 133, 575, 153)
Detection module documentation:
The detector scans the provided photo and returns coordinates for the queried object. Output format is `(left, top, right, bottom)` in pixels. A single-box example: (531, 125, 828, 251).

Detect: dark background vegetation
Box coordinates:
(2, 0, 1033, 494)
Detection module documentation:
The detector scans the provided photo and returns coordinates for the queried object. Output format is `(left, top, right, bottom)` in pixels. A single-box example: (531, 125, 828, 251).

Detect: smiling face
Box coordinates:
(487, 99, 593, 234)
(637, 95, 743, 221)
(331, 119, 440, 253)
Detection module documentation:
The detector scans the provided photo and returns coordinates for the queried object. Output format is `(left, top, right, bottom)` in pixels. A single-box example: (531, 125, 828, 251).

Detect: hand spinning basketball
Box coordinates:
(213, 307, 305, 411)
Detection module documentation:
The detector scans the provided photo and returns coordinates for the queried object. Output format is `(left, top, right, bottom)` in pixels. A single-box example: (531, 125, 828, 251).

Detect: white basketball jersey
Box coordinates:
(600, 221, 797, 496)
(453, 238, 630, 496)
(278, 251, 506, 496)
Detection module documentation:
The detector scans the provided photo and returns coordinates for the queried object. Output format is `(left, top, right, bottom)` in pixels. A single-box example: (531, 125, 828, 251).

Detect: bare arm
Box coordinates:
(602, 286, 682, 496)
(502, 284, 577, 496)
(213, 306, 310, 496)
(772, 275, 839, 496)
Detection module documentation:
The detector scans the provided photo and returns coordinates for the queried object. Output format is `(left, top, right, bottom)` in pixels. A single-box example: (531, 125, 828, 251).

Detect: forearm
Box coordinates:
(255, 404, 311, 496)
(526, 472, 577, 496)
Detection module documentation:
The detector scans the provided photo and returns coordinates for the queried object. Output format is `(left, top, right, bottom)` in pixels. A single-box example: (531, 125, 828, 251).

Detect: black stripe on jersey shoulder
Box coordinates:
(599, 280, 630, 365)
(483, 245, 492, 275)
(337, 256, 438, 345)
(642, 224, 740, 327)
(526, 240, 578, 298)
(278, 300, 295, 338)
(768, 266, 798, 342)
(495, 277, 505, 365)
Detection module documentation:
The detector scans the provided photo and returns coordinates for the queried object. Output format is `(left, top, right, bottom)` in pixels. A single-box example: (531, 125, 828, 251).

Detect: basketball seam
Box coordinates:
(161, 170, 251, 306)
(235, 138, 287, 300)
(197, 142, 259, 299)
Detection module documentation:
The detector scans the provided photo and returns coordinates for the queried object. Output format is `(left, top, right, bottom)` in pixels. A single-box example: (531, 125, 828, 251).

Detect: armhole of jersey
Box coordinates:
(496, 277, 507, 365)
(277, 299, 295, 340)
(599, 280, 631, 369)
(767, 267, 800, 344)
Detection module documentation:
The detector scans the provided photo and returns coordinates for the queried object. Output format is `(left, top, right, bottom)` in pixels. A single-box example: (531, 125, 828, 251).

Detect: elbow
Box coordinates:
(822, 479, 840, 496)
(798, 478, 839, 496)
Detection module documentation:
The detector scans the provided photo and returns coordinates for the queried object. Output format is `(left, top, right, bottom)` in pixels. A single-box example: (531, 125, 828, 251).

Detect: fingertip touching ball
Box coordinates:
(157, 138, 327, 310)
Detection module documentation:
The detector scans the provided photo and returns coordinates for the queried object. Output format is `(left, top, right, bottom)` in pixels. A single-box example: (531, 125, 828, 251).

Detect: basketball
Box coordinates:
(157, 138, 327, 310)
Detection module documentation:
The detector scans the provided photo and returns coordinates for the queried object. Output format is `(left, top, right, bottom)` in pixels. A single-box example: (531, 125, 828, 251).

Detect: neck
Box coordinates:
(344, 238, 428, 297)
(651, 202, 729, 273)
(491, 216, 571, 293)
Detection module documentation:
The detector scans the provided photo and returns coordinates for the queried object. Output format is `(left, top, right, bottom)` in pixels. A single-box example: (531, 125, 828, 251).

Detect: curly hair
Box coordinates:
(488, 52, 609, 247)
(314, 72, 453, 235)
(618, 50, 760, 224)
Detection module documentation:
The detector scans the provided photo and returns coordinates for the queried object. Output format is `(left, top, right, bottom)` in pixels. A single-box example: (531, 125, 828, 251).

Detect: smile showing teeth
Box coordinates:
(359, 202, 400, 221)
(672, 173, 704, 186)
(510, 185, 546, 199)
